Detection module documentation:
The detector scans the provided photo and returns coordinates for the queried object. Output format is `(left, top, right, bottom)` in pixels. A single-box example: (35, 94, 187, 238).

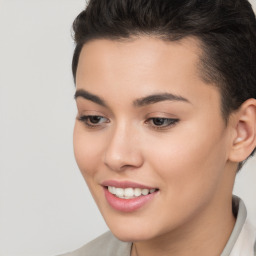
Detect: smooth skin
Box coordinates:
(73, 36, 256, 256)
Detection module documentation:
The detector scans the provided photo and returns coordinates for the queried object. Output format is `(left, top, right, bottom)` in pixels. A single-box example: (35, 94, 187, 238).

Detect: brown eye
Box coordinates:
(146, 117, 179, 129)
(152, 118, 166, 126)
(88, 116, 102, 124)
(78, 115, 109, 128)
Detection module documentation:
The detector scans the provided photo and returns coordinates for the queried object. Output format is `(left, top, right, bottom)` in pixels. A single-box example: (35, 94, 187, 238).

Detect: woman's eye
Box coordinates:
(78, 115, 109, 128)
(146, 117, 179, 129)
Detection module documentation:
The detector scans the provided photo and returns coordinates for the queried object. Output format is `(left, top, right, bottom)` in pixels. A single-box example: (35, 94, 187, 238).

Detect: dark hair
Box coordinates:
(72, 0, 256, 163)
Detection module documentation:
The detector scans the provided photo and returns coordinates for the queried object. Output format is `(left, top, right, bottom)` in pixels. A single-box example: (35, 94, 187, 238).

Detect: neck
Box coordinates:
(131, 195, 236, 256)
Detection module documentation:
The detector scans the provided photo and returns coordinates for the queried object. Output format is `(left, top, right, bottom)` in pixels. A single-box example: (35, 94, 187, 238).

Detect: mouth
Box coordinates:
(102, 181, 159, 212)
(107, 186, 158, 199)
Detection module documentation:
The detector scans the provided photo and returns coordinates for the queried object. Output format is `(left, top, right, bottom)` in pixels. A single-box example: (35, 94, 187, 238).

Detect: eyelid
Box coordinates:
(145, 111, 178, 118)
(77, 114, 110, 129)
(145, 117, 179, 124)
(78, 115, 109, 122)
(76, 109, 106, 116)
(144, 115, 180, 130)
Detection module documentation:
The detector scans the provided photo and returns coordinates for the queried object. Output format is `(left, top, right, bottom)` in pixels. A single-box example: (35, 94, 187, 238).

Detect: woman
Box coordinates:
(61, 0, 256, 255)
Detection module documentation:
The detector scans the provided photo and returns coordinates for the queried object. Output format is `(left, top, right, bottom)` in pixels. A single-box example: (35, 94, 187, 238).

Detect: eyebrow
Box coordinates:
(74, 89, 190, 107)
(133, 93, 190, 107)
(74, 89, 107, 107)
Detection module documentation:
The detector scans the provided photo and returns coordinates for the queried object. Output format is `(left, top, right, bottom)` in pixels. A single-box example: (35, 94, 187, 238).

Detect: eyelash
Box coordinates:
(145, 117, 179, 130)
(78, 115, 109, 128)
(77, 115, 179, 130)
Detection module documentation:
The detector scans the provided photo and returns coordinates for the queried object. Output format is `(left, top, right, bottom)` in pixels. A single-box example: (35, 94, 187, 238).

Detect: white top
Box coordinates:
(59, 196, 256, 256)
(221, 197, 256, 256)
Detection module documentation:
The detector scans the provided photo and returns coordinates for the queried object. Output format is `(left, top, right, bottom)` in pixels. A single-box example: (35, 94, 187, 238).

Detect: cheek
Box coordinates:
(141, 129, 229, 228)
(145, 123, 228, 195)
(73, 122, 104, 179)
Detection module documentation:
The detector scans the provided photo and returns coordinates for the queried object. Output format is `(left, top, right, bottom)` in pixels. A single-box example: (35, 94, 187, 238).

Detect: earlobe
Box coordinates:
(228, 98, 256, 163)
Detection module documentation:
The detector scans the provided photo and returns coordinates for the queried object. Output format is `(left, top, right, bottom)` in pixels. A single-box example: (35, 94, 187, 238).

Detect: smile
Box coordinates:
(102, 181, 159, 212)
(108, 186, 157, 199)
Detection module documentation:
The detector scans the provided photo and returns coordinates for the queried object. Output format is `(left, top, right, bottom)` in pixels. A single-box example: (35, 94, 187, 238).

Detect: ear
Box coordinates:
(228, 98, 256, 163)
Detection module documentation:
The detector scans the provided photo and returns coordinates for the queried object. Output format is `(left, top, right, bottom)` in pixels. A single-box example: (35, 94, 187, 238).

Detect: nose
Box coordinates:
(103, 122, 143, 172)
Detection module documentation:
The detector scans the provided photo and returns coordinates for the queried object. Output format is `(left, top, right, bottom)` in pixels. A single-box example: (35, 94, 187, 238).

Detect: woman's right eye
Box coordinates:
(77, 115, 109, 128)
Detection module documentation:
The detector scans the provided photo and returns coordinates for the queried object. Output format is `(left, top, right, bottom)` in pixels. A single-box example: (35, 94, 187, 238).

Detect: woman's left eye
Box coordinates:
(146, 117, 179, 129)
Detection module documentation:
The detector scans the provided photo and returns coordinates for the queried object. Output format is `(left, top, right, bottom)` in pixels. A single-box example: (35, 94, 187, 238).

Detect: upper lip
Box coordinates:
(101, 180, 157, 189)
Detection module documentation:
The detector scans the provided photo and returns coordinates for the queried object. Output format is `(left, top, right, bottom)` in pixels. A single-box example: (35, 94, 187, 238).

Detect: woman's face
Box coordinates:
(74, 37, 235, 241)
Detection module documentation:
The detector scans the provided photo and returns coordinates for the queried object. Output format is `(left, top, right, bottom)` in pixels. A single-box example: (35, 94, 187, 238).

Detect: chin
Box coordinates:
(105, 217, 161, 242)
(111, 229, 153, 242)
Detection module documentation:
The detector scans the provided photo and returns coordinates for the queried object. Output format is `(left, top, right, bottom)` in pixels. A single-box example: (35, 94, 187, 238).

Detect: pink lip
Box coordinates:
(102, 180, 158, 212)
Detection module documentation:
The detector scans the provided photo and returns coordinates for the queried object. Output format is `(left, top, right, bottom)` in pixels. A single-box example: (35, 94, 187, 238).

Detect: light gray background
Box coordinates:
(0, 0, 255, 255)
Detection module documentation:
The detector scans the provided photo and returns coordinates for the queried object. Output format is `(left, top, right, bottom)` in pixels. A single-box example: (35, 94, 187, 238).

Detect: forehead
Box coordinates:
(77, 36, 203, 82)
(76, 36, 220, 110)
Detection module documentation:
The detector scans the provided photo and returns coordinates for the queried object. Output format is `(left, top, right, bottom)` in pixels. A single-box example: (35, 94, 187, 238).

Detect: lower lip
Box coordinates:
(104, 187, 157, 212)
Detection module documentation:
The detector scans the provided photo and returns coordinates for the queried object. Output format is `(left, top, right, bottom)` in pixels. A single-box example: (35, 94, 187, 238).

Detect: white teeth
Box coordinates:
(108, 186, 116, 194)
(107, 186, 157, 199)
(115, 188, 124, 197)
(134, 188, 142, 197)
(141, 188, 149, 195)
(124, 188, 134, 197)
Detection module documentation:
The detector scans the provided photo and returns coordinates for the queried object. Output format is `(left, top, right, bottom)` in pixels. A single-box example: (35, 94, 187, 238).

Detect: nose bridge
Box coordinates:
(104, 120, 143, 171)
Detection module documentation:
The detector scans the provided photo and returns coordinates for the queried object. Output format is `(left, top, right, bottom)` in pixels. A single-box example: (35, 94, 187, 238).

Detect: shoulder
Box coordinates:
(227, 196, 256, 256)
(58, 231, 132, 256)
